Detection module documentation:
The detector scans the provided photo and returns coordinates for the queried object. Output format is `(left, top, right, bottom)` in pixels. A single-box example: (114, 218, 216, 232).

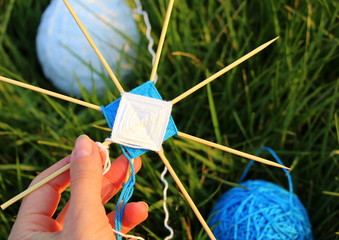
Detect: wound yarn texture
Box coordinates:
(208, 147, 313, 240)
(111, 92, 172, 151)
(101, 81, 178, 158)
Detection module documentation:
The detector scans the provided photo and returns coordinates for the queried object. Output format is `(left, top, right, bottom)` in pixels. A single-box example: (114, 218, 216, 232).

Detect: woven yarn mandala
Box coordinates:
(111, 93, 172, 152)
(102, 81, 178, 157)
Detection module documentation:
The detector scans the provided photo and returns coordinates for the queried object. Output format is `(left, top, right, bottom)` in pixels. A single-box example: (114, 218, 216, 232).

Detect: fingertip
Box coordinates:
(134, 157, 142, 172)
(122, 201, 149, 228)
(134, 201, 149, 215)
(69, 135, 103, 203)
(107, 201, 149, 233)
(72, 135, 94, 160)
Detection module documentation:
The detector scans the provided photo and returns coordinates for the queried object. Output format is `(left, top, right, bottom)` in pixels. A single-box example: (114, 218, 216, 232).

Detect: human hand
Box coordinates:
(9, 135, 148, 240)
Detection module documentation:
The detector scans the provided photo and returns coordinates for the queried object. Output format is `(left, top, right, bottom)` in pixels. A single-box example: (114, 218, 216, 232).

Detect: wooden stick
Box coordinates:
(178, 131, 290, 170)
(1, 164, 70, 210)
(171, 37, 279, 104)
(157, 150, 216, 240)
(62, 0, 125, 94)
(92, 125, 112, 132)
(95, 124, 288, 170)
(92, 125, 289, 168)
(0, 76, 101, 111)
(149, 0, 175, 82)
(0, 141, 112, 210)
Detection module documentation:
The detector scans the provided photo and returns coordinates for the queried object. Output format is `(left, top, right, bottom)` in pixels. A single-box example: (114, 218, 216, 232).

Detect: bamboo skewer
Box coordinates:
(62, 0, 125, 94)
(1, 164, 70, 210)
(171, 37, 279, 105)
(0, 141, 112, 210)
(90, 126, 289, 169)
(0, 77, 289, 170)
(178, 131, 291, 170)
(157, 150, 216, 240)
(149, 0, 175, 82)
(0, 76, 102, 111)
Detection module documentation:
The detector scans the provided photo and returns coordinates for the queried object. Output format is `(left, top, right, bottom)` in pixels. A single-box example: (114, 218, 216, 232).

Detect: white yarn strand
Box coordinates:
(133, 0, 158, 83)
(112, 228, 145, 240)
(95, 142, 111, 175)
(161, 166, 174, 240)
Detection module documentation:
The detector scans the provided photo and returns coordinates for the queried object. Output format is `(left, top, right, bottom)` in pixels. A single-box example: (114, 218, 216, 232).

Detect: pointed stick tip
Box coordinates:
(261, 36, 280, 47)
(276, 164, 291, 171)
(178, 132, 290, 171)
(270, 36, 280, 43)
(263, 160, 290, 170)
(171, 36, 281, 105)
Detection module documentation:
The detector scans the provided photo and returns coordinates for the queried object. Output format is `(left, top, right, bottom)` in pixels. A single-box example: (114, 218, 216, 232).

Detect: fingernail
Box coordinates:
(73, 135, 93, 158)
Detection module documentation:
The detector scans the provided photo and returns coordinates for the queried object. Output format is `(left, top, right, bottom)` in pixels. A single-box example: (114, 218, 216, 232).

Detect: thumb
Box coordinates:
(64, 135, 113, 238)
(69, 135, 103, 208)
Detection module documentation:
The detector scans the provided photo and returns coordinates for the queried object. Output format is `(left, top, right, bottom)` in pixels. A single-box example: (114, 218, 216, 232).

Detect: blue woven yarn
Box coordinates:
(208, 147, 313, 240)
(101, 81, 178, 159)
(115, 146, 136, 240)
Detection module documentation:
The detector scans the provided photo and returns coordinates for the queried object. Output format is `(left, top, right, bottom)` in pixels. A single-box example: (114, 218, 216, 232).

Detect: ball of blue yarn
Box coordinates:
(208, 179, 312, 240)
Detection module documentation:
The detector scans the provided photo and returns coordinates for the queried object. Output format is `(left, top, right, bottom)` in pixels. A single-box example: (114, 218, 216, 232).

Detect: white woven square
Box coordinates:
(111, 92, 172, 151)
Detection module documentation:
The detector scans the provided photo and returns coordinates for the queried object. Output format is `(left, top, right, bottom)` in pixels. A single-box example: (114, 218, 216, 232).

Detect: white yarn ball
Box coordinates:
(36, 0, 140, 96)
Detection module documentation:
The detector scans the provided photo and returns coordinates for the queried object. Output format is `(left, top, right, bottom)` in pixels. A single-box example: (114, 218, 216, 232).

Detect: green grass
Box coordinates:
(0, 0, 338, 239)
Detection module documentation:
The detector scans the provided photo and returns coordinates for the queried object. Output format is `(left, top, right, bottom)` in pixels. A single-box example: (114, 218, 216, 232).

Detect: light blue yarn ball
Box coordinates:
(208, 180, 312, 240)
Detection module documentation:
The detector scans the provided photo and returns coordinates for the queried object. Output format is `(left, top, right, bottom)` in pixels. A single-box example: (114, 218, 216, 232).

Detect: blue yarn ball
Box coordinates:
(208, 180, 312, 240)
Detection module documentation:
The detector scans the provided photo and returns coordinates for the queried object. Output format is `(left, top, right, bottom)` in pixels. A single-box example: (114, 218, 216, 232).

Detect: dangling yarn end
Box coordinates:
(132, 0, 158, 83)
(95, 142, 111, 175)
(112, 228, 145, 240)
(160, 166, 174, 240)
(114, 146, 137, 240)
(97, 141, 144, 240)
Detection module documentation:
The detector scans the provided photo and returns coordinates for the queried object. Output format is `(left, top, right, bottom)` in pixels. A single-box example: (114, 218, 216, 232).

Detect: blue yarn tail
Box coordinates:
(239, 146, 293, 194)
(114, 146, 136, 240)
